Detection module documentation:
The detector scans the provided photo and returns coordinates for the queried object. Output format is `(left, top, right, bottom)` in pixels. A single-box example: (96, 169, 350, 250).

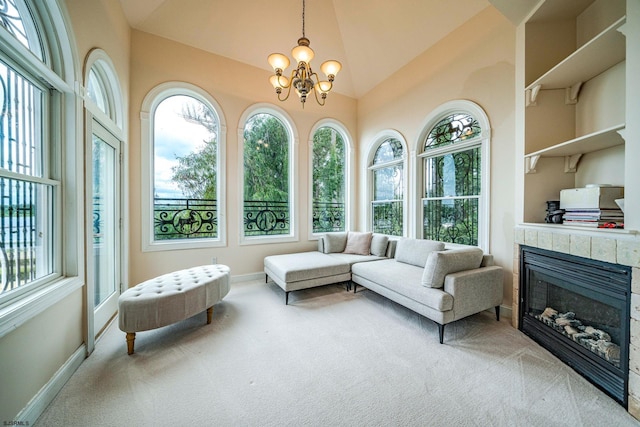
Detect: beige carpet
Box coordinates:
(37, 279, 639, 426)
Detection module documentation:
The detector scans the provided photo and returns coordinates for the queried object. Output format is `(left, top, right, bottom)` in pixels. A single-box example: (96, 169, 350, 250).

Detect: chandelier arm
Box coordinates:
(312, 86, 326, 106)
(277, 83, 294, 102)
(275, 73, 292, 89)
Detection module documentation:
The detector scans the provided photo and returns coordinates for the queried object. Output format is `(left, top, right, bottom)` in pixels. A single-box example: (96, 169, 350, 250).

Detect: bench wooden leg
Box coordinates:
(206, 306, 214, 324)
(126, 332, 136, 355)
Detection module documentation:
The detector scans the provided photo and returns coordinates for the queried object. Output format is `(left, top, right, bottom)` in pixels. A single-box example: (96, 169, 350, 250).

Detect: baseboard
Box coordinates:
(499, 304, 513, 323)
(15, 344, 86, 425)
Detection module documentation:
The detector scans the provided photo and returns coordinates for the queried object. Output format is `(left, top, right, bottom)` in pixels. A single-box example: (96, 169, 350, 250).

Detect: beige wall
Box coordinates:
(0, 289, 83, 419)
(357, 7, 516, 310)
(0, 0, 130, 421)
(128, 30, 357, 285)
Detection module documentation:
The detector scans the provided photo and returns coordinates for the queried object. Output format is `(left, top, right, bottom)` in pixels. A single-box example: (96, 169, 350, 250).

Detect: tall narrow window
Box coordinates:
(312, 126, 346, 233)
(152, 95, 220, 241)
(421, 111, 484, 246)
(242, 112, 292, 239)
(370, 138, 404, 236)
(0, 0, 76, 313)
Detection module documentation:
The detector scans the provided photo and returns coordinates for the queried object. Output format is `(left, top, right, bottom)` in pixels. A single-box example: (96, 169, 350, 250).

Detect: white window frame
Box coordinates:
(141, 82, 227, 251)
(365, 130, 409, 237)
(308, 119, 354, 239)
(415, 100, 491, 251)
(0, 0, 83, 339)
(238, 103, 298, 245)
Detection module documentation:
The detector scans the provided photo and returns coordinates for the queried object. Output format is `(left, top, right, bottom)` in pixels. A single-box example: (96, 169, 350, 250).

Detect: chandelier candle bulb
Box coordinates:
(267, 53, 290, 72)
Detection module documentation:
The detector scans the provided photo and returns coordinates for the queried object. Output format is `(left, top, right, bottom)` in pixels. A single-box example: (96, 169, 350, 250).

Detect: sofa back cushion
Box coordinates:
(370, 234, 389, 257)
(343, 231, 373, 255)
(394, 239, 445, 267)
(421, 247, 484, 288)
(323, 232, 348, 253)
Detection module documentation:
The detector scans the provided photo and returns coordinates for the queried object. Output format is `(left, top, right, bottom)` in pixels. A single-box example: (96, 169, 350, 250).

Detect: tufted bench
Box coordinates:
(118, 264, 230, 354)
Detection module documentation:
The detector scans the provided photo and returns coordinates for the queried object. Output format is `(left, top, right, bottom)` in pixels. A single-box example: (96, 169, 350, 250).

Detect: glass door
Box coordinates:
(91, 122, 120, 337)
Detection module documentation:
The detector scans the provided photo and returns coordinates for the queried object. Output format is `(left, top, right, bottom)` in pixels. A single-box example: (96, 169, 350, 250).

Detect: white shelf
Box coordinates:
(525, 16, 626, 91)
(525, 123, 625, 158)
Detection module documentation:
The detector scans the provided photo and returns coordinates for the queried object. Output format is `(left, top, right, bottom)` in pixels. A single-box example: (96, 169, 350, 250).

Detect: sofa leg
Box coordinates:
(265, 274, 268, 283)
(437, 323, 445, 344)
(285, 291, 289, 305)
(495, 306, 500, 321)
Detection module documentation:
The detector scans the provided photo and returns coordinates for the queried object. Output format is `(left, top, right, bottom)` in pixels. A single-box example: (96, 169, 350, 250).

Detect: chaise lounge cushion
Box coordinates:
(421, 247, 484, 288)
(394, 238, 445, 267)
(264, 251, 350, 283)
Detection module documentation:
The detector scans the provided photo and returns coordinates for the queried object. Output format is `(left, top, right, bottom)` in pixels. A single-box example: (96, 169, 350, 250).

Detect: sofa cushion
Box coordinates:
(323, 232, 348, 253)
(370, 234, 389, 257)
(343, 231, 373, 255)
(421, 247, 484, 288)
(264, 252, 350, 282)
(394, 239, 445, 267)
(328, 253, 385, 265)
(352, 259, 453, 311)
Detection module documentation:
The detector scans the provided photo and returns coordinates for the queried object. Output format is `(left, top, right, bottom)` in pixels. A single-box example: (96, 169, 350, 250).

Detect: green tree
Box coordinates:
(170, 101, 218, 200)
(312, 127, 345, 204)
(171, 140, 217, 199)
(243, 114, 289, 202)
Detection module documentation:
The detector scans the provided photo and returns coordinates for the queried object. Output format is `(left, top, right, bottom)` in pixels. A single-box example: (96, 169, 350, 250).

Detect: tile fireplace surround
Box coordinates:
(513, 224, 640, 420)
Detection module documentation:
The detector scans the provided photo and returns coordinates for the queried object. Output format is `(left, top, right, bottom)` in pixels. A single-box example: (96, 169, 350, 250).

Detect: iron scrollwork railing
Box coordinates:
(423, 197, 478, 246)
(312, 202, 345, 233)
(154, 198, 218, 240)
(371, 200, 403, 236)
(244, 200, 289, 236)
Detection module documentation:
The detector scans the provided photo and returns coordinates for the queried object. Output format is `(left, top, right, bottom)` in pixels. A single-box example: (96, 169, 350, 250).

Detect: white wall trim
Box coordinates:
(16, 345, 86, 425)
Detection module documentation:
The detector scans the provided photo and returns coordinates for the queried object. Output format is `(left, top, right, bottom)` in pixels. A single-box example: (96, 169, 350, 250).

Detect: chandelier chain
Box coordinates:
(302, 0, 306, 38)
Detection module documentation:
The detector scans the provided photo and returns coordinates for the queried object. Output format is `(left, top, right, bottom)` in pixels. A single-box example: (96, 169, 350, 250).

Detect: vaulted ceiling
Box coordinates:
(119, 0, 517, 99)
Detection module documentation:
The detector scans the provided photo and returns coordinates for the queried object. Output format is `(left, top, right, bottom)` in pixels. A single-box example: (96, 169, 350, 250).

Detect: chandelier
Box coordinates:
(267, 0, 341, 107)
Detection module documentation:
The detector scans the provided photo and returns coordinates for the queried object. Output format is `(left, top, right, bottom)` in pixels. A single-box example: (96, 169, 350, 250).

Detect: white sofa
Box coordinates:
(351, 238, 503, 343)
(264, 232, 503, 343)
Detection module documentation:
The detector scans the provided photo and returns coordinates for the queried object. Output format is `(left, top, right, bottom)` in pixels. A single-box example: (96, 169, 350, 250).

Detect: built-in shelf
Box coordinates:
(525, 123, 625, 158)
(525, 123, 625, 173)
(525, 16, 626, 92)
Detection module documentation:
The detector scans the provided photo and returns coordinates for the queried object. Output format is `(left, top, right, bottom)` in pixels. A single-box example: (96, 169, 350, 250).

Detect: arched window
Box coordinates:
(311, 122, 349, 234)
(84, 51, 123, 129)
(368, 134, 405, 236)
(0, 0, 44, 60)
(418, 101, 490, 248)
(240, 105, 297, 243)
(0, 0, 80, 328)
(141, 83, 226, 250)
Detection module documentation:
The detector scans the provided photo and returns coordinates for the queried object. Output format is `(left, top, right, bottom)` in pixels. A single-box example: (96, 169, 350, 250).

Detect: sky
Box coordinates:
(153, 95, 213, 199)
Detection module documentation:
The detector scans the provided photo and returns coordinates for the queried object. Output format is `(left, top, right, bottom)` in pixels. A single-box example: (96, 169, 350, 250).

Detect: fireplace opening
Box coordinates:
(519, 245, 631, 407)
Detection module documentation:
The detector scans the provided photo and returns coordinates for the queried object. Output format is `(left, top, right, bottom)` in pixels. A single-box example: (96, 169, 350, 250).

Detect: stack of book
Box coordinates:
(560, 186, 624, 229)
(562, 208, 624, 228)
